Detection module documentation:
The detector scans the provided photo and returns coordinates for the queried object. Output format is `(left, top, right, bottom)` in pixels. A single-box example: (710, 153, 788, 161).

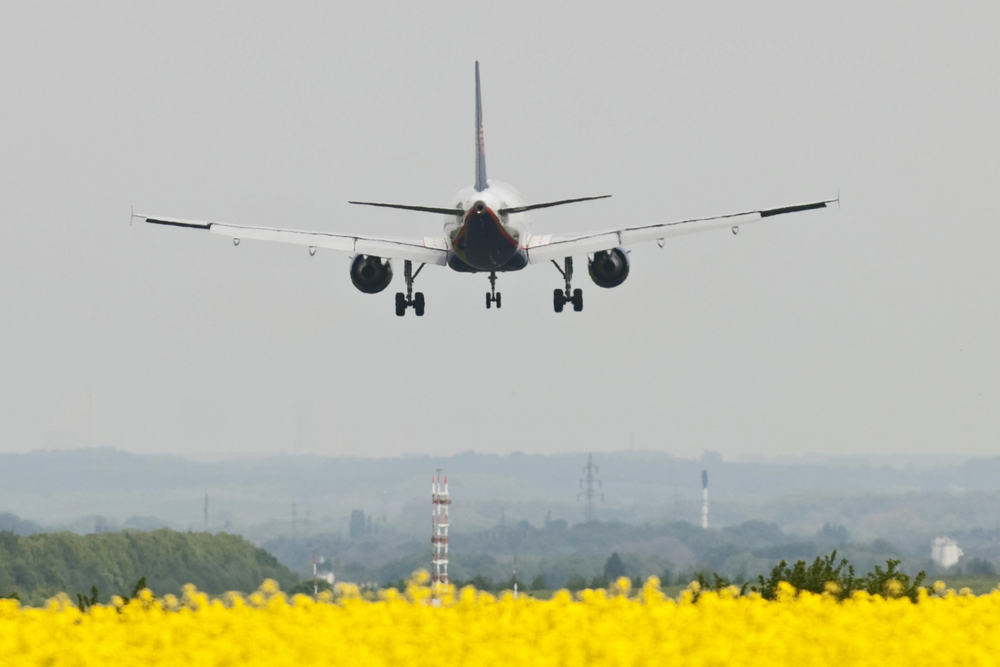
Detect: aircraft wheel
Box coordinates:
(495, 292, 501, 309)
(485, 292, 492, 309)
(572, 288, 583, 312)
(553, 289, 565, 313)
(414, 292, 425, 316)
(395, 292, 406, 317)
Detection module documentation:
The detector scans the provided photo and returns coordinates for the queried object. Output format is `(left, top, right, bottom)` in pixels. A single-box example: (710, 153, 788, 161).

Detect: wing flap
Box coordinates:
(526, 199, 833, 263)
(138, 214, 449, 265)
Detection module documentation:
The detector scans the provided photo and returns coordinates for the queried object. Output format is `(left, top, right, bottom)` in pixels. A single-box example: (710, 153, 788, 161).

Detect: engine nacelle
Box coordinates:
(350, 255, 393, 294)
(588, 247, 630, 288)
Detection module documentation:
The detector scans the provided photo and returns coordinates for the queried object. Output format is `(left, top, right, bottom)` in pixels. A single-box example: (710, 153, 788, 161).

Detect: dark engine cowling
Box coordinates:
(588, 247, 630, 288)
(350, 254, 393, 294)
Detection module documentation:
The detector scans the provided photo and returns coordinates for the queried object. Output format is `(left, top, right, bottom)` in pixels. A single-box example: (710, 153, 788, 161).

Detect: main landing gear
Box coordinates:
(485, 271, 501, 309)
(551, 257, 583, 313)
(395, 260, 425, 316)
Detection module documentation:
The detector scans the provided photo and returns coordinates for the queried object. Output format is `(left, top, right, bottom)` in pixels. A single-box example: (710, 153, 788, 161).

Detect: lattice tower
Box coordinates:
(431, 472, 451, 584)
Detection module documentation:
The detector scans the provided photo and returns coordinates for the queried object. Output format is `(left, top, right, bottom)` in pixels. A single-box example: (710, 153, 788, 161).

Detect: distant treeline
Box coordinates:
(0, 529, 297, 606)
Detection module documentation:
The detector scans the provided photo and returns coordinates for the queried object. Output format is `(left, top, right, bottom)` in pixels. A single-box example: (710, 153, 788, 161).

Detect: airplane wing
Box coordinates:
(525, 198, 835, 263)
(135, 213, 449, 266)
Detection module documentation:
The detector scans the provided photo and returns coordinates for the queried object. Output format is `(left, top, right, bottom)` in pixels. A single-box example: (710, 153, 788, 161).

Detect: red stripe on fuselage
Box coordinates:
(461, 205, 517, 246)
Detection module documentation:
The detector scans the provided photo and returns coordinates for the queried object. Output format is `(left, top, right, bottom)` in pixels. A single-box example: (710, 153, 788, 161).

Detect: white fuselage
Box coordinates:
(443, 180, 532, 272)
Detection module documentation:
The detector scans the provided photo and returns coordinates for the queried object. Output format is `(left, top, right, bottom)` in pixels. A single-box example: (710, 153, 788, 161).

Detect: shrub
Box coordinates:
(693, 551, 926, 602)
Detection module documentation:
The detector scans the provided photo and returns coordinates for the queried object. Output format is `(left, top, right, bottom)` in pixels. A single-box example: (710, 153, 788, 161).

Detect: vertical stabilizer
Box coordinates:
(475, 62, 488, 192)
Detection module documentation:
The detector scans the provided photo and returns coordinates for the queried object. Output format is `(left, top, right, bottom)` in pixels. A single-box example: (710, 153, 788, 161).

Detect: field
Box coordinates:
(1, 575, 998, 666)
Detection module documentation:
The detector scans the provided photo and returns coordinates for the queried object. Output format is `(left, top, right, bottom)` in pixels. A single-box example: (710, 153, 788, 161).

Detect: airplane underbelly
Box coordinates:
(451, 210, 520, 270)
(448, 249, 527, 273)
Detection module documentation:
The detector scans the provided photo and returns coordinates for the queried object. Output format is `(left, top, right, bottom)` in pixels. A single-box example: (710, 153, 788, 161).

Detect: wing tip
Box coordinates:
(759, 200, 833, 218)
(142, 216, 212, 230)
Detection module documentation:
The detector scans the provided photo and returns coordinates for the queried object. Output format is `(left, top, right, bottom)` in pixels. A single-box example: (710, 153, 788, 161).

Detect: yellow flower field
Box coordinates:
(1, 575, 998, 666)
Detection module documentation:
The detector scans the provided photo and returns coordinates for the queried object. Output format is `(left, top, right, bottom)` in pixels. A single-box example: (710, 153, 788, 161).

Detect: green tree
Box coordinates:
(604, 552, 625, 580)
(0, 529, 298, 606)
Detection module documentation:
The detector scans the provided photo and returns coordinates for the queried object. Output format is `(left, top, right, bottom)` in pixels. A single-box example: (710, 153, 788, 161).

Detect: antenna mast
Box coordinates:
(578, 454, 604, 522)
(701, 470, 709, 529)
(431, 470, 451, 585)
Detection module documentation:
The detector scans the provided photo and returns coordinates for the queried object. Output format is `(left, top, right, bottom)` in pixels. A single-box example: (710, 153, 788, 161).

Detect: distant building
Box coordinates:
(931, 537, 964, 568)
(349, 510, 366, 538)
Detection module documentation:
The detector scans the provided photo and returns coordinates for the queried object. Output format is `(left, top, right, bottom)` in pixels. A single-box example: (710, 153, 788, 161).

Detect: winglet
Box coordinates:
(474, 61, 488, 192)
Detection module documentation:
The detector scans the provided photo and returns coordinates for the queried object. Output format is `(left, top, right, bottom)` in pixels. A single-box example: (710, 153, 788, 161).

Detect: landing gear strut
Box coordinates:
(485, 271, 501, 309)
(395, 260, 425, 316)
(551, 257, 583, 313)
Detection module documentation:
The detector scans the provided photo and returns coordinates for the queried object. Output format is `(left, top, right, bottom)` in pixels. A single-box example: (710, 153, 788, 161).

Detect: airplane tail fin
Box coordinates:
(475, 62, 488, 192)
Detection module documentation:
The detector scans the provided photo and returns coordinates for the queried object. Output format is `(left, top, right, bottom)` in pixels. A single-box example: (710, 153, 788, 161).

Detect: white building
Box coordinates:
(931, 537, 964, 568)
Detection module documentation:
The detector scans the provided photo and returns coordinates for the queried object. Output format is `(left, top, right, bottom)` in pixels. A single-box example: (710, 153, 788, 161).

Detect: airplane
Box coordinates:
(134, 62, 835, 316)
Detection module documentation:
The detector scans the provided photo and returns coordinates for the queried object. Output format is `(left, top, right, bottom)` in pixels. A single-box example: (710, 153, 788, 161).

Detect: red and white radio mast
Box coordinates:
(431, 470, 451, 585)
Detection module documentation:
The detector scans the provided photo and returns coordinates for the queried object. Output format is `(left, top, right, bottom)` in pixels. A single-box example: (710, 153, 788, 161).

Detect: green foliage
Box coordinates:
(76, 586, 99, 612)
(603, 552, 625, 580)
(529, 575, 547, 590)
(692, 551, 927, 603)
(0, 529, 297, 606)
(128, 576, 147, 599)
(750, 551, 851, 599)
(961, 558, 996, 576)
(287, 579, 333, 596)
(855, 558, 926, 601)
(453, 574, 495, 591)
(694, 572, 749, 599)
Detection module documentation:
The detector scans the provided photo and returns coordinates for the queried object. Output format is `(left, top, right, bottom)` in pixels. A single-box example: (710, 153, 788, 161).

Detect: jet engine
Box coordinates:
(350, 254, 393, 294)
(588, 247, 630, 288)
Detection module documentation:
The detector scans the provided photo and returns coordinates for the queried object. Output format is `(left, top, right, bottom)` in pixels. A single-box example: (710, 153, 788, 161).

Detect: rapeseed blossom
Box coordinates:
(0, 575, 998, 666)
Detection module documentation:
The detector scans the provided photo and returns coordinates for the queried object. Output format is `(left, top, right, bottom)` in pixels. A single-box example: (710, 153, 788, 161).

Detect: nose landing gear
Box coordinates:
(395, 260, 426, 316)
(485, 271, 501, 309)
(551, 257, 583, 312)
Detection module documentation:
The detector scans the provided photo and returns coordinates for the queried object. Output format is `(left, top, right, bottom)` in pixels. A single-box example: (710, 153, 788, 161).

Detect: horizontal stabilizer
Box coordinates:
(499, 195, 611, 215)
(348, 201, 462, 216)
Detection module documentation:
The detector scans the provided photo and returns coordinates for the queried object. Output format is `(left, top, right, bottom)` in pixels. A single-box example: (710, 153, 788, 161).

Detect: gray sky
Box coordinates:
(0, 2, 997, 459)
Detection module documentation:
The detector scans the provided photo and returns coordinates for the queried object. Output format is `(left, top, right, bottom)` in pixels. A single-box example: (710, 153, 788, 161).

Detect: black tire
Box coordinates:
(485, 292, 492, 309)
(553, 288, 565, 313)
(395, 292, 406, 317)
(572, 288, 583, 312)
(495, 292, 501, 309)
(414, 292, 425, 316)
